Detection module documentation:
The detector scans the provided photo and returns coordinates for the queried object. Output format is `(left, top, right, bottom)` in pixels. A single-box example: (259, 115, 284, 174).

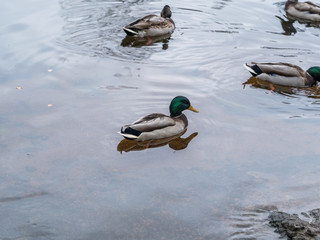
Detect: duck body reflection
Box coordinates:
(121, 34, 171, 49)
(243, 76, 320, 99)
(117, 130, 198, 153)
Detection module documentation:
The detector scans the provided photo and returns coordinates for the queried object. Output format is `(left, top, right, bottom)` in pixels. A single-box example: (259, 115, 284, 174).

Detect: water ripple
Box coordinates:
(57, 0, 239, 64)
(58, 0, 173, 61)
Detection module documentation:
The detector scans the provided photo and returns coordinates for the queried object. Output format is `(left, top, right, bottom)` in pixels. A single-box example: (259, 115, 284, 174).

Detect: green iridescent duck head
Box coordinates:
(307, 67, 320, 82)
(169, 96, 198, 117)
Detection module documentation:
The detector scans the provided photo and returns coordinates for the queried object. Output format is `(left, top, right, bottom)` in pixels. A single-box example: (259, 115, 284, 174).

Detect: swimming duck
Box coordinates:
(285, 0, 320, 22)
(123, 5, 175, 38)
(119, 96, 198, 141)
(244, 62, 320, 87)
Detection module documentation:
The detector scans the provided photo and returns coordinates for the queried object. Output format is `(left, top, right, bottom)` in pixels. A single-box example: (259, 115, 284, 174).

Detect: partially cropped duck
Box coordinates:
(285, 0, 320, 22)
(119, 96, 198, 141)
(123, 5, 175, 38)
(244, 62, 320, 87)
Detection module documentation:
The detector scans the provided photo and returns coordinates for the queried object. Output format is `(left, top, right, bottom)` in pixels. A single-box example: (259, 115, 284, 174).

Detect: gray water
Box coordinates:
(1, 0, 320, 239)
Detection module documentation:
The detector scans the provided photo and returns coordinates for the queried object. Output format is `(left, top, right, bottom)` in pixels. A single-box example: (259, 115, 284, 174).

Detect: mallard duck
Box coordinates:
(123, 5, 175, 38)
(285, 0, 320, 22)
(244, 62, 320, 87)
(119, 96, 198, 141)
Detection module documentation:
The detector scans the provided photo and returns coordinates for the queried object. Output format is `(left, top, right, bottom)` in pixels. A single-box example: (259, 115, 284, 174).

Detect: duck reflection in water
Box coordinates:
(277, 15, 320, 35)
(117, 130, 198, 153)
(243, 76, 320, 98)
(121, 34, 171, 49)
(275, 16, 297, 35)
(243, 76, 297, 94)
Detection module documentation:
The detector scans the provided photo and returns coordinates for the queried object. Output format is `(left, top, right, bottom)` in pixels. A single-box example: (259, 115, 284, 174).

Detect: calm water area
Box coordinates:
(1, 0, 320, 239)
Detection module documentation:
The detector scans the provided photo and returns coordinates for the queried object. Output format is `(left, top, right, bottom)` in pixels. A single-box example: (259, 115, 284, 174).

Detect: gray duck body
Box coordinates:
(123, 5, 175, 38)
(120, 113, 188, 141)
(119, 96, 198, 142)
(244, 62, 318, 87)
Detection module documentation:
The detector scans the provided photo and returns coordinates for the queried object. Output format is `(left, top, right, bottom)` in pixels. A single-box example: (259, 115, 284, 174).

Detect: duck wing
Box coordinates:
(295, 2, 320, 14)
(253, 62, 305, 77)
(125, 15, 169, 31)
(286, 1, 320, 21)
(130, 113, 175, 131)
(120, 113, 176, 140)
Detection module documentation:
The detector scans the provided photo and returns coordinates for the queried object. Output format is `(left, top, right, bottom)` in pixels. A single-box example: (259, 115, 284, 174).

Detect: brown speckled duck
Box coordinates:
(285, 0, 320, 22)
(123, 5, 175, 38)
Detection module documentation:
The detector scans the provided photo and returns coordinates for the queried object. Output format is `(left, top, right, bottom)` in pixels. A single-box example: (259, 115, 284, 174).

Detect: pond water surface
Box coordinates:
(1, 0, 320, 239)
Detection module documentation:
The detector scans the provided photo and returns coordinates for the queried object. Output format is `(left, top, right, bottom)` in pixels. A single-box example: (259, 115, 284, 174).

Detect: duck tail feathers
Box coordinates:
(119, 126, 141, 140)
(123, 27, 138, 36)
(243, 63, 262, 77)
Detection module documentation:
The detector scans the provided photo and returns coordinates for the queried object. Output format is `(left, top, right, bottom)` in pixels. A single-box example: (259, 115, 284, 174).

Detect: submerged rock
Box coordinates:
(268, 209, 320, 240)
